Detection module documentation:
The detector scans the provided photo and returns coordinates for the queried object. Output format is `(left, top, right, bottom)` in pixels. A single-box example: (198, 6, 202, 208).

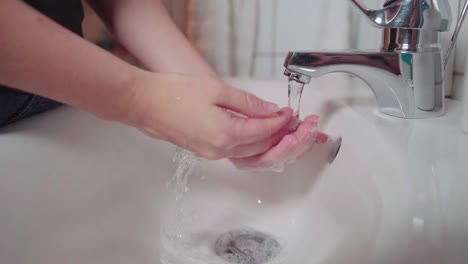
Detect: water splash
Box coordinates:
(161, 148, 200, 262)
(170, 149, 200, 202)
(160, 149, 286, 264)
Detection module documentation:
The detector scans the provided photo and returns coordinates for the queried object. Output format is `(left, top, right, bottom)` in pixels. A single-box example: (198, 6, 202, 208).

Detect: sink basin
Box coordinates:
(0, 76, 467, 264)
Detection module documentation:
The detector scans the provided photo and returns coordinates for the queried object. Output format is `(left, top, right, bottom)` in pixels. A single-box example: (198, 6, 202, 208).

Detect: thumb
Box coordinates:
(216, 86, 280, 117)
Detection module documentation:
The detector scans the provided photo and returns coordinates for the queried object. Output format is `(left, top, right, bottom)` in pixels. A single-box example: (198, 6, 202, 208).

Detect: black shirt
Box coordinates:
(0, 0, 84, 127)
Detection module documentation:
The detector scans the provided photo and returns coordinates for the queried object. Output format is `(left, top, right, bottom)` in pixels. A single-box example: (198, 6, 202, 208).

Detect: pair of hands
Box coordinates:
(126, 71, 328, 170)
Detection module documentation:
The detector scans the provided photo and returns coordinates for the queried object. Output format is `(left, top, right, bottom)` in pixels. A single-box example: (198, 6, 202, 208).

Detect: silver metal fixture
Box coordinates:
(215, 229, 281, 264)
(445, 0, 468, 66)
(284, 0, 467, 119)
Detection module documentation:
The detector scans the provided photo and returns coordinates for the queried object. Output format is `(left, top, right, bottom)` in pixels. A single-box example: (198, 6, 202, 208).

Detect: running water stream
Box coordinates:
(161, 149, 200, 264)
(288, 78, 306, 120)
(161, 79, 309, 263)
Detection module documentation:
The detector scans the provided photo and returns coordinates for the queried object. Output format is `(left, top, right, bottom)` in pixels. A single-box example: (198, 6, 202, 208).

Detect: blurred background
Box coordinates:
(81, 0, 467, 98)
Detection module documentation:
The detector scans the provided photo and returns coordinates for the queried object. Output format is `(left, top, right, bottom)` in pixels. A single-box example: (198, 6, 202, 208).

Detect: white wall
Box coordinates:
(189, 0, 353, 79)
(188, 0, 467, 99)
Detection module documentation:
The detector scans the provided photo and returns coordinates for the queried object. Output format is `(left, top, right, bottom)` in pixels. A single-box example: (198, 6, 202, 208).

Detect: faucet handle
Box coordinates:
(349, 0, 452, 31)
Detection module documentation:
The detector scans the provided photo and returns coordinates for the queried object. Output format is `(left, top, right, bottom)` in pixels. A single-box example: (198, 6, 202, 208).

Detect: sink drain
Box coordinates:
(214, 229, 281, 264)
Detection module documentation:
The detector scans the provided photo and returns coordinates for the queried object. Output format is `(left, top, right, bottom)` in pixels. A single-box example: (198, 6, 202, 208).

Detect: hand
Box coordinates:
(230, 115, 329, 170)
(123, 71, 293, 160)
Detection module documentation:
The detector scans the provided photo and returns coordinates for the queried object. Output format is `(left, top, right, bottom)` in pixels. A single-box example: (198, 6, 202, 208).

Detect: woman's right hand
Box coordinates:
(123, 71, 294, 160)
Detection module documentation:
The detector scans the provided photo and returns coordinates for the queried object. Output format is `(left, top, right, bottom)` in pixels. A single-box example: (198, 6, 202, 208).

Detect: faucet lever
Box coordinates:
(348, 0, 452, 31)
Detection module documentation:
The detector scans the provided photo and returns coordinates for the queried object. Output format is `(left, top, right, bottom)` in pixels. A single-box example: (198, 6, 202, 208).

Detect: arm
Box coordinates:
(0, 0, 325, 167)
(0, 0, 292, 160)
(86, 0, 217, 77)
(0, 0, 141, 121)
(86, 0, 332, 168)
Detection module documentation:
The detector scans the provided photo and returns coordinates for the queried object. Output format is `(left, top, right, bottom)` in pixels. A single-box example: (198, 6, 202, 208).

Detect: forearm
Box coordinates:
(0, 0, 141, 121)
(87, 0, 217, 77)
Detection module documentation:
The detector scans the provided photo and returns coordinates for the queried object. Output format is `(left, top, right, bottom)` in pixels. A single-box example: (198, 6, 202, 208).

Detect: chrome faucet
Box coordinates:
(284, 0, 455, 119)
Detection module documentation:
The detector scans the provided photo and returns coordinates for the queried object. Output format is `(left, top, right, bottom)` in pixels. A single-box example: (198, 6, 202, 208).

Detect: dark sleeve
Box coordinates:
(0, 0, 84, 127)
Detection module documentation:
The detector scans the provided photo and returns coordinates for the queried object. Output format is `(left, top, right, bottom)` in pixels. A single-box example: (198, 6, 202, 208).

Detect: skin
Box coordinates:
(0, 0, 328, 169)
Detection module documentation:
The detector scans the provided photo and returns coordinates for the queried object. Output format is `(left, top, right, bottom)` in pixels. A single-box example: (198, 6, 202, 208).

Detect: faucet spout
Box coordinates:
(284, 51, 444, 119)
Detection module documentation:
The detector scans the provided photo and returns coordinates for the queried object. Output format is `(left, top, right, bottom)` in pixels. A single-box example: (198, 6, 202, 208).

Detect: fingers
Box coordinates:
(303, 115, 329, 143)
(230, 119, 318, 169)
(304, 115, 319, 124)
(216, 86, 280, 118)
(227, 116, 299, 158)
(229, 108, 293, 145)
(230, 114, 330, 170)
(284, 121, 319, 160)
(315, 132, 329, 144)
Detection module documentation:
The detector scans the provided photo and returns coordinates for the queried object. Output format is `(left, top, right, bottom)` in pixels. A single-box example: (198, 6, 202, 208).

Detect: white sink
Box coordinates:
(0, 76, 467, 264)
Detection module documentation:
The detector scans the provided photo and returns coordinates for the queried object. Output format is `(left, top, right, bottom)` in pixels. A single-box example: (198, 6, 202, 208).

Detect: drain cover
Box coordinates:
(215, 229, 281, 264)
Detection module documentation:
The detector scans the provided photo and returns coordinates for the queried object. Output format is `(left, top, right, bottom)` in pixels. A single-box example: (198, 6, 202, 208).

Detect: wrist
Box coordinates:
(114, 68, 173, 134)
(104, 66, 148, 125)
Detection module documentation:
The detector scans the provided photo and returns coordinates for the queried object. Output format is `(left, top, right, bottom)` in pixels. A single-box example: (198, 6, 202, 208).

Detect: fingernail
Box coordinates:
(315, 132, 329, 144)
(304, 115, 320, 124)
(310, 115, 320, 123)
(276, 108, 292, 117)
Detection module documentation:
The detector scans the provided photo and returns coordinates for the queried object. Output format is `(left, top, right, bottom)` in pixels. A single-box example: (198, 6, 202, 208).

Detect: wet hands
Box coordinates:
(126, 72, 328, 168)
(230, 115, 329, 170)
